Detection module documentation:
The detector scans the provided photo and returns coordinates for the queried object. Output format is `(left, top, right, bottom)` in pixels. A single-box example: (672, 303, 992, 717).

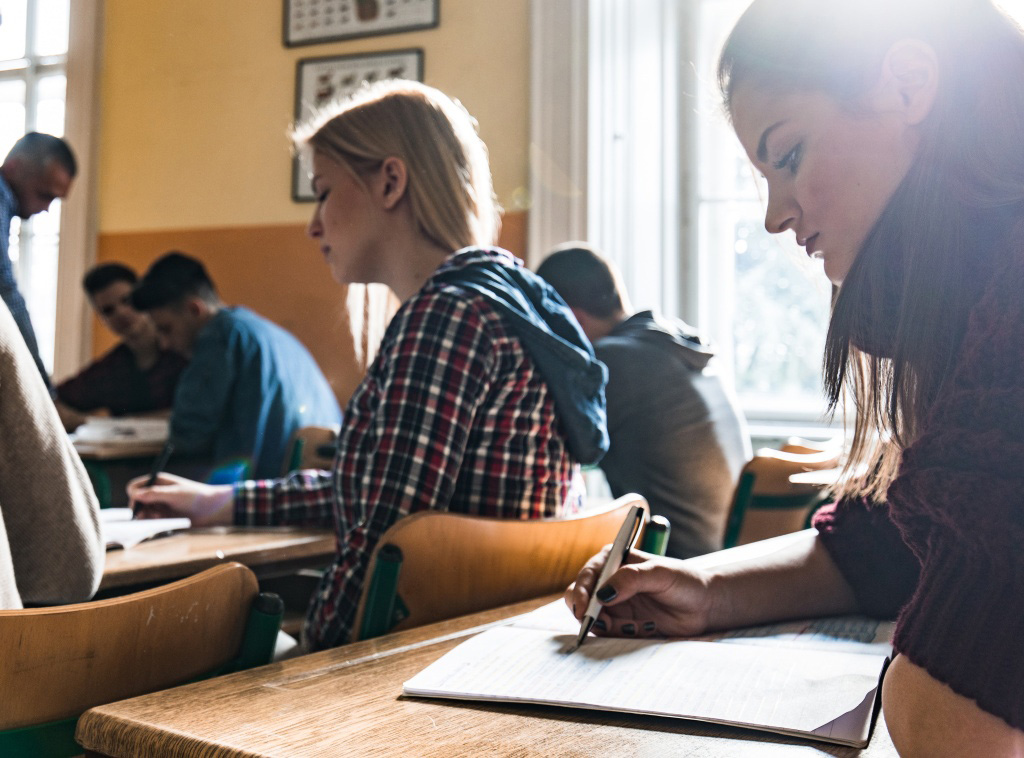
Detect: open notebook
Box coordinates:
(403, 600, 892, 748)
(99, 508, 191, 550)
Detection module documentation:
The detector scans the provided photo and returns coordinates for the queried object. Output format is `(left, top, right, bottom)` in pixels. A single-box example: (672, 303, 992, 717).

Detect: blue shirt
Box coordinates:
(170, 306, 342, 479)
(0, 174, 50, 389)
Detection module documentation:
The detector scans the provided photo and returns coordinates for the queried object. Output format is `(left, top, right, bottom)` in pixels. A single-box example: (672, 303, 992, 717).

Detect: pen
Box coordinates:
(145, 441, 175, 488)
(569, 504, 644, 653)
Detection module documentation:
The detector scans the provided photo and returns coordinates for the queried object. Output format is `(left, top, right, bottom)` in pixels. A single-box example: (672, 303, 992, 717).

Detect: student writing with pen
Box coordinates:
(566, 0, 1024, 754)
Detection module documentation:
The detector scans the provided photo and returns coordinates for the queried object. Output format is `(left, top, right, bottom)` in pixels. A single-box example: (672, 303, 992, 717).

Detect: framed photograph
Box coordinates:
(284, 0, 440, 47)
(292, 48, 424, 202)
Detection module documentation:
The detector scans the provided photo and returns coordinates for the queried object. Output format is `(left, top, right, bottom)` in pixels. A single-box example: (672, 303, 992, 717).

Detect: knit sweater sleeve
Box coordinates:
(812, 497, 920, 619)
(883, 252, 1024, 730)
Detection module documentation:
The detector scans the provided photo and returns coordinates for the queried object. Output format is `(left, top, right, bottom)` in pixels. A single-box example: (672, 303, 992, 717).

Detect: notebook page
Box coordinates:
(404, 625, 887, 745)
(510, 600, 892, 656)
(102, 518, 191, 550)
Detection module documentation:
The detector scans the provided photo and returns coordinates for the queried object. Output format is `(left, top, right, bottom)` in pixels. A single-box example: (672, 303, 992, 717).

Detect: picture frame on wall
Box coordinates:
(284, 0, 440, 47)
(292, 48, 424, 202)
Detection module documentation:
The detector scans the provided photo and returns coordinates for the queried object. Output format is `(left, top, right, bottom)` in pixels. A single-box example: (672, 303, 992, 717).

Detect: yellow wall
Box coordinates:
(94, 0, 531, 404)
(98, 0, 530, 232)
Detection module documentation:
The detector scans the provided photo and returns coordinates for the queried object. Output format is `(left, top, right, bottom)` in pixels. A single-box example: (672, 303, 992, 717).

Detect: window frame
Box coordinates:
(529, 0, 840, 433)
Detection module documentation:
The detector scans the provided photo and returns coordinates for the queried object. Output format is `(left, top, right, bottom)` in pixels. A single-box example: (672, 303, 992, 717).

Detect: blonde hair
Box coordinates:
(293, 80, 500, 253)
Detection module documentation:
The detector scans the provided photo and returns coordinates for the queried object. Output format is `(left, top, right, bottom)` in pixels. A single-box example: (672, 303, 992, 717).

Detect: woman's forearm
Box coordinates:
(687, 530, 861, 631)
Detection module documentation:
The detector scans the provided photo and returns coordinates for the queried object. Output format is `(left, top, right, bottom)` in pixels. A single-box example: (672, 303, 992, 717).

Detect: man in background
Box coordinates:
(537, 243, 751, 558)
(132, 251, 342, 479)
(0, 132, 76, 388)
(56, 263, 187, 431)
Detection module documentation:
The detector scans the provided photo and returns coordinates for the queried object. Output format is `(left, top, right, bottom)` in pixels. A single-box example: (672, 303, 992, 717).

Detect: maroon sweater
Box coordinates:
(813, 249, 1024, 730)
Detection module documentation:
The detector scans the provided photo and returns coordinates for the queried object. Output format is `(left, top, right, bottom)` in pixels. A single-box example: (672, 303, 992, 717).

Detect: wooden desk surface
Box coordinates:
(74, 440, 166, 461)
(77, 594, 898, 758)
(99, 527, 335, 591)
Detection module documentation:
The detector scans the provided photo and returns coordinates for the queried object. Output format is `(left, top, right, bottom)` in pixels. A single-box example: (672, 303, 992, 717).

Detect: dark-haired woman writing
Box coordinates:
(566, 0, 1024, 753)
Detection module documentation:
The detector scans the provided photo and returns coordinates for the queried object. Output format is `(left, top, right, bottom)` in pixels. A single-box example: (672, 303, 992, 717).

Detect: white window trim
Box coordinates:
(53, 0, 102, 381)
(527, 0, 589, 267)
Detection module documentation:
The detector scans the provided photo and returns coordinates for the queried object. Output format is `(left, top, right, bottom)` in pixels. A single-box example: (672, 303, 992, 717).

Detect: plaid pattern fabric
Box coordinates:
(0, 176, 50, 389)
(235, 249, 582, 650)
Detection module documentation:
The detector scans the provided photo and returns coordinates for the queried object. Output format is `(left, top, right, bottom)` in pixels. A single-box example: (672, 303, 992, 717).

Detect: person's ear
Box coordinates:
(377, 156, 408, 210)
(871, 39, 938, 125)
(186, 298, 204, 319)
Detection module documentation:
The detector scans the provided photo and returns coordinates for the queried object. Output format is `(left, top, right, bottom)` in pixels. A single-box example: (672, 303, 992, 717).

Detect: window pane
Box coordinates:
(34, 73, 66, 136)
(696, 0, 832, 421)
(17, 225, 58, 373)
(0, 80, 27, 155)
(30, 196, 60, 235)
(32, 0, 69, 56)
(0, 0, 27, 61)
(732, 214, 832, 416)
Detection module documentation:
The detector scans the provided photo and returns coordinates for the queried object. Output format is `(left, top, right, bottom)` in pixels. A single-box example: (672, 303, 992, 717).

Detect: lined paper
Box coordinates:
(405, 608, 891, 747)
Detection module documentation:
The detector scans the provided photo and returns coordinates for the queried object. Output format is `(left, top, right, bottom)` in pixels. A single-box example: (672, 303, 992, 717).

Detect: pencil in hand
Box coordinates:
(145, 442, 175, 488)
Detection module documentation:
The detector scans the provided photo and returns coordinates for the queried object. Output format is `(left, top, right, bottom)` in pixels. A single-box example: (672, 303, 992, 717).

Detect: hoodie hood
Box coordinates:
(605, 311, 715, 371)
(433, 248, 609, 465)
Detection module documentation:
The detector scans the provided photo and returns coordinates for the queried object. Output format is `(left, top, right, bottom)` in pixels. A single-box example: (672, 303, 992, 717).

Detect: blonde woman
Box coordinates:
(131, 81, 608, 651)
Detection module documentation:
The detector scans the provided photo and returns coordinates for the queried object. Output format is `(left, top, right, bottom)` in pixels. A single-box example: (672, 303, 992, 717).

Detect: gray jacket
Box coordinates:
(596, 311, 751, 558)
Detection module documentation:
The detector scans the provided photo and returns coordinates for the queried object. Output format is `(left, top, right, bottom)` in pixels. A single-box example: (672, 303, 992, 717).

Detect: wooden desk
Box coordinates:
(100, 527, 335, 592)
(77, 594, 898, 757)
(74, 440, 166, 461)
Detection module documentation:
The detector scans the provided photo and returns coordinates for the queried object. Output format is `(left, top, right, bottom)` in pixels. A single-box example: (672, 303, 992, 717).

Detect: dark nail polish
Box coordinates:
(572, 603, 577, 616)
(596, 585, 617, 603)
(643, 621, 656, 633)
(594, 619, 607, 631)
(622, 623, 636, 635)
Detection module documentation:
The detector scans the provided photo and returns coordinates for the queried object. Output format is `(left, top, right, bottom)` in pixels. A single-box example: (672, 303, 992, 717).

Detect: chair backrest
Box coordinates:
(351, 494, 650, 641)
(723, 446, 842, 548)
(283, 425, 339, 474)
(0, 562, 281, 752)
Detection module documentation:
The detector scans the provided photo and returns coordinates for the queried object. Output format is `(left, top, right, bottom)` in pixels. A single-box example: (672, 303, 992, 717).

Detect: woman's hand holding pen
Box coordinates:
(128, 472, 234, 527)
(564, 548, 715, 639)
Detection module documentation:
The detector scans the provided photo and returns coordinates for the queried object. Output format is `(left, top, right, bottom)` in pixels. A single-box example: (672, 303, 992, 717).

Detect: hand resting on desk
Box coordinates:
(128, 472, 234, 527)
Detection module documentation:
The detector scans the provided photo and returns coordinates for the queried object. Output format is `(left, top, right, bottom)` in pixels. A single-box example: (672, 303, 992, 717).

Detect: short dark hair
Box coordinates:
(82, 263, 137, 296)
(131, 252, 219, 311)
(535, 243, 625, 319)
(5, 132, 77, 177)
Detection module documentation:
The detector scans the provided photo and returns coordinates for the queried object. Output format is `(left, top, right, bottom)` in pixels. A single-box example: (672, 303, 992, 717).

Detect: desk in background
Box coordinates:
(99, 527, 335, 593)
(77, 590, 897, 757)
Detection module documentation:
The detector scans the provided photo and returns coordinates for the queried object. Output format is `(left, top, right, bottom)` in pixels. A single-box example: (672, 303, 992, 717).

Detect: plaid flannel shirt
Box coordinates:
(234, 249, 583, 650)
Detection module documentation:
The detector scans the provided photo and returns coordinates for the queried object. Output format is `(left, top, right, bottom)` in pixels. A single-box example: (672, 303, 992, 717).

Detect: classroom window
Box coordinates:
(692, 0, 832, 422)
(575, 0, 1024, 429)
(0, 0, 71, 374)
(581, 0, 832, 427)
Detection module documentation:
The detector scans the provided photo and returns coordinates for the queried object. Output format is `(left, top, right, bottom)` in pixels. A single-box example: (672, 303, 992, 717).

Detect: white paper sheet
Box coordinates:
(101, 517, 191, 550)
(405, 604, 891, 747)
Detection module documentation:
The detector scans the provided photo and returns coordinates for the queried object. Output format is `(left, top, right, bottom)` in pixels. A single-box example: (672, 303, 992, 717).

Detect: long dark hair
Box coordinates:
(719, 0, 1024, 499)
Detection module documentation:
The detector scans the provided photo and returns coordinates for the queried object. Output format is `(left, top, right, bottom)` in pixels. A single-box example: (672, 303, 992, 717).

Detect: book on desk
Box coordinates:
(404, 600, 892, 748)
(99, 508, 191, 550)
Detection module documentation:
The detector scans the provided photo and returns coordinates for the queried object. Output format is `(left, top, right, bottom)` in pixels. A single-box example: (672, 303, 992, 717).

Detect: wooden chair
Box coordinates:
(283, 425, 340, 474)
(351, 494, 650, 641)
(722, 444, 842, 548)
(0, 562, 283, 757)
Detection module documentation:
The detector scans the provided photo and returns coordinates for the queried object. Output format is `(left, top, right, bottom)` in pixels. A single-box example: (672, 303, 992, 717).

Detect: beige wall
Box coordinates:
(98, 0, 530, 233)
